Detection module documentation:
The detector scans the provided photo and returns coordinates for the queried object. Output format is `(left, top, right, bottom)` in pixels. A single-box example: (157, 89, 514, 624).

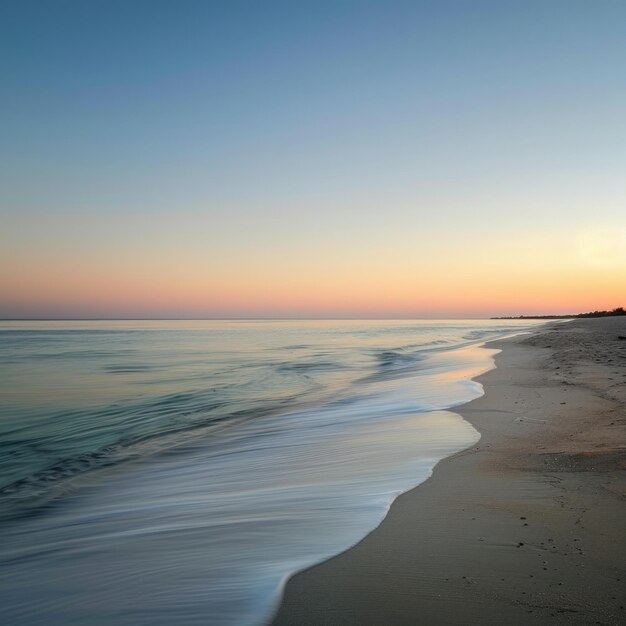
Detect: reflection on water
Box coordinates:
(0, 319, 544, 624)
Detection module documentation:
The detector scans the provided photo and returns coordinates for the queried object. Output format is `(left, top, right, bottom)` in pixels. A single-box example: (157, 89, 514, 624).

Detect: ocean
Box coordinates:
(0, 319, 544, 624)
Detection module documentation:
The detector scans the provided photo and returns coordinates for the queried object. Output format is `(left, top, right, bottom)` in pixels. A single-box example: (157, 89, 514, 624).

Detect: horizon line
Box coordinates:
(0, 315, 559, 322)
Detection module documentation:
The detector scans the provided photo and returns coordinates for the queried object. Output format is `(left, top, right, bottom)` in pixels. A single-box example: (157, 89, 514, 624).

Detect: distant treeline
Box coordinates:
(492, 307, 625, 320)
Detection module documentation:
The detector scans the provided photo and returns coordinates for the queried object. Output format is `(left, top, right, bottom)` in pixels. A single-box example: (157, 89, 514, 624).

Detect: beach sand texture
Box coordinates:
(272, 317, 626, 625)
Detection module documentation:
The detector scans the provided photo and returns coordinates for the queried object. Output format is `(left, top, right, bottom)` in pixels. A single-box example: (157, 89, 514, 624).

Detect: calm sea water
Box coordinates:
(0, 319, 543, 624)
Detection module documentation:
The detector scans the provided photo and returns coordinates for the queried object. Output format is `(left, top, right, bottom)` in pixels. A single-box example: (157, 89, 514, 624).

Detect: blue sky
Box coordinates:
(1, 1, 625, 317)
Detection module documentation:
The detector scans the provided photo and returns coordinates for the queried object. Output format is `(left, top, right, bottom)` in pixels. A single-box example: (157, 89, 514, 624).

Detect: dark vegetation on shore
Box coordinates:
(492, 307, 625, 320)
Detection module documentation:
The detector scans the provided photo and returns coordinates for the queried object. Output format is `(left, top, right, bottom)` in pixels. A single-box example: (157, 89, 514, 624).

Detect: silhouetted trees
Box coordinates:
(493, 307, 625, 320)
(576, 307, 625, 318)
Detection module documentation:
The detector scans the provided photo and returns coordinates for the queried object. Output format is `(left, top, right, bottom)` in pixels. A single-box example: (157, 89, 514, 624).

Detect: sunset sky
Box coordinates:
(1, 1, 625, 318)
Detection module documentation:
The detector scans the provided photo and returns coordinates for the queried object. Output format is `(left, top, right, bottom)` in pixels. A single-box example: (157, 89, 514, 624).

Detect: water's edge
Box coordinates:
(263, 343, 509, 624)
(266, 329, 544, 624)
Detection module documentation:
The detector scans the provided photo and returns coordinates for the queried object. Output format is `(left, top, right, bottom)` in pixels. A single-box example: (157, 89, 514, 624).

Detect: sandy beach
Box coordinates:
(272, 317, 626, 625)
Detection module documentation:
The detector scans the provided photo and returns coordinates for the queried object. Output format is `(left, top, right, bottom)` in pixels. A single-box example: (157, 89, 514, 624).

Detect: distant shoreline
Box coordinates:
(493, 306, 624, 320)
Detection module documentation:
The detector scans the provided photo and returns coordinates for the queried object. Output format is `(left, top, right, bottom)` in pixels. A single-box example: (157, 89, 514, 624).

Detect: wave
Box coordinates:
(374, 348, 426, 369)
(0, 393, 311, 519)
(276, 360, 345, 373)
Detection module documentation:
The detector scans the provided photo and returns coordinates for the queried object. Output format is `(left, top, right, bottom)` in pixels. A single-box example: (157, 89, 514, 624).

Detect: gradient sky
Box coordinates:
(1, 0, 625, 318)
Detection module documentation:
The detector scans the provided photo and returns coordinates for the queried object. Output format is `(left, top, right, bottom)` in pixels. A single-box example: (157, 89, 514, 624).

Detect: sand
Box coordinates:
(271, 317, 626, 625)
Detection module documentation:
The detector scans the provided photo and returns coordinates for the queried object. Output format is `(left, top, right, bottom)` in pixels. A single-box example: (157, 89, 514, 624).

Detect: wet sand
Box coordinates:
(271, 317, 626, 625)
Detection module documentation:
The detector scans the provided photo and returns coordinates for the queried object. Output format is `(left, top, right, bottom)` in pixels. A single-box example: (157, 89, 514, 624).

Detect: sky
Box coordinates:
(1, 0, 625, 318)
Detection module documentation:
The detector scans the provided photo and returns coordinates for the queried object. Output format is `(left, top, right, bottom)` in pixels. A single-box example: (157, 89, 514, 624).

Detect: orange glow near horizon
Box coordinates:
(1, 234, 623, 319)
(1, 212, 624, 318)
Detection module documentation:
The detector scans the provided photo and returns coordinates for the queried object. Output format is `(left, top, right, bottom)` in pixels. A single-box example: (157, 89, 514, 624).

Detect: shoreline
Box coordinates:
(271, 317, 626, 625)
